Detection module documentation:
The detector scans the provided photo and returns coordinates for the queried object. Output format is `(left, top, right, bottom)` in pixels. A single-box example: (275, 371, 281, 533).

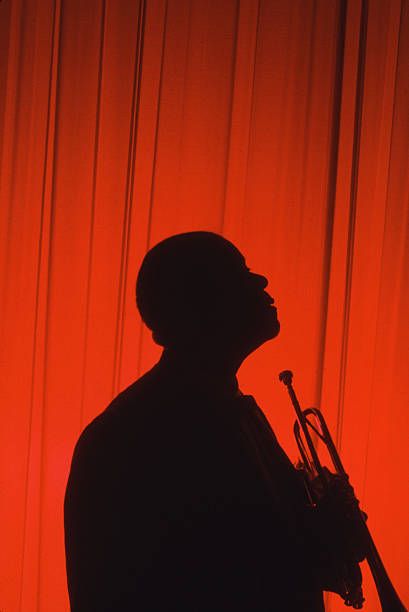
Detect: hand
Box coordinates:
(323, 559, 364, 603)
(315, 468, 368, 564)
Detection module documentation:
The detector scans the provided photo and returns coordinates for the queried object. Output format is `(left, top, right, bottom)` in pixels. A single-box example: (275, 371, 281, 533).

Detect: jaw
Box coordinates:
(169, 307, 280, 371)
(221, 315, 280, 368)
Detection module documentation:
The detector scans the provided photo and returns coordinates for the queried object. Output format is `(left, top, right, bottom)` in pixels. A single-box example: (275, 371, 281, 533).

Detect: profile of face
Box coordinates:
(136, 232, 280, 359)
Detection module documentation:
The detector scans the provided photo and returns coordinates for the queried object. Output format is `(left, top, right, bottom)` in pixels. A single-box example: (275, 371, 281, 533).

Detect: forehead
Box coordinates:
(146, 233, 248, 282)
(196, 240, 246, 274)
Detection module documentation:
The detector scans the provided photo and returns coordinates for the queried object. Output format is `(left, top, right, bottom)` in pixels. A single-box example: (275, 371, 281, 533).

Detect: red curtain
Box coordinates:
(1, 1, 408, 610)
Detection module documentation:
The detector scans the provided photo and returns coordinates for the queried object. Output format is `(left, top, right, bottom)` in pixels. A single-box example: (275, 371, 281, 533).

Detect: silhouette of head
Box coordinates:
(136, 232, 279, 359)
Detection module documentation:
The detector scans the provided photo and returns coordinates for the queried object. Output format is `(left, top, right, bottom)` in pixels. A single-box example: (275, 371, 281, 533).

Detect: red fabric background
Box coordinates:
(1, 1, 408, 610)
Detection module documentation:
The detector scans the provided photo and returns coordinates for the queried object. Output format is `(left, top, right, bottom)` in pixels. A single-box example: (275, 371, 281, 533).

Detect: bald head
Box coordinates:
(136, 231, 279, 352)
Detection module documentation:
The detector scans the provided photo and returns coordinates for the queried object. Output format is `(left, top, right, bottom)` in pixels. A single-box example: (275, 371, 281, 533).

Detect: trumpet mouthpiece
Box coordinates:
(279, 370, 293, 386)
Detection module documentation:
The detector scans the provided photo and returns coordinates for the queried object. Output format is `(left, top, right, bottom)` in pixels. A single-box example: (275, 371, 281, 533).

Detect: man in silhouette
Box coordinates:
(64, 231, 362, 611)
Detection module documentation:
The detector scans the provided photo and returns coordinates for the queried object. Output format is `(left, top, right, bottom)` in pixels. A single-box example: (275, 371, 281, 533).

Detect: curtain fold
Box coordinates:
(1, 1, 408, 610)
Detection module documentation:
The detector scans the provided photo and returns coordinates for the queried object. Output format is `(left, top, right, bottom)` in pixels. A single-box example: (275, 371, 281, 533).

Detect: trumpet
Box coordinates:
(279, 370, 407, 611)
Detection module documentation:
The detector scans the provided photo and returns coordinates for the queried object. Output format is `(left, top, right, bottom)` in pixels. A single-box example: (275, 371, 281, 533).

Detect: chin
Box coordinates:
(234, 309, 280, 356)
(261, 307, 280, 338)
(264, 318, 280, 340)
(270, 319, 280, 338)
(248, 317, 280, 353)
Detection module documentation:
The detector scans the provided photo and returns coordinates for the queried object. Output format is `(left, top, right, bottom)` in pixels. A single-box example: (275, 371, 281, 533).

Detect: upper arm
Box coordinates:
(64, 422, 128, 609)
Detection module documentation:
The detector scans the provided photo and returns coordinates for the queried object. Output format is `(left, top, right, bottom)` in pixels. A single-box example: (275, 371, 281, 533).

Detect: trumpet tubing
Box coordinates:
(279, 369, 406, 612)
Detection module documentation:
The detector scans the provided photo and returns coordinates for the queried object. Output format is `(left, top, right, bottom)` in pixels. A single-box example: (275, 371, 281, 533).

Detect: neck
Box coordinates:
(159, 346, 242, 398)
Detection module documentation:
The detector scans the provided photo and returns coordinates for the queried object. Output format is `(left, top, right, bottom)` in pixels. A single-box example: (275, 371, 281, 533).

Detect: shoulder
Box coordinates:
(70, 369, 157, 468)
(92, 363, 162, 425)
(71, 361, 192, 474)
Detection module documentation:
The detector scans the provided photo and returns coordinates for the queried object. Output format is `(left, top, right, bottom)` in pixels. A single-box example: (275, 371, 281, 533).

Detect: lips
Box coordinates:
(261, 301, 277, 316)
(263, 295, 275, 308)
